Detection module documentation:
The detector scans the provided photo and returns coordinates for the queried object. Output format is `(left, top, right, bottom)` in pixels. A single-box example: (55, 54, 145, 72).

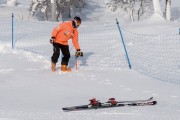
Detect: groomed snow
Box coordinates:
(0, 0, 180, 120)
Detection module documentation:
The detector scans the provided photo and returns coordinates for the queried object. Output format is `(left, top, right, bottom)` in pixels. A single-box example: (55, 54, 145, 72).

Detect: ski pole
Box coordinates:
(75, 57, 78, 70)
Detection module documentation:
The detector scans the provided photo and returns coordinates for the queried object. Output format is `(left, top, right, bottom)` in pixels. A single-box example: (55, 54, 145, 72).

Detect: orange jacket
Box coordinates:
(51, 21, 80, 50)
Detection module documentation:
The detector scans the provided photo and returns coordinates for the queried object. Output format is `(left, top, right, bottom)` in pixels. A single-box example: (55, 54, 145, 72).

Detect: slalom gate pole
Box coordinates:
(12, 13, 14, 49)
(116, 18, 132, 69)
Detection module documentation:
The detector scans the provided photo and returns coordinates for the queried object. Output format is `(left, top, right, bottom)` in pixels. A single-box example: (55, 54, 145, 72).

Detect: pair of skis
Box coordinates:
(62, 97, 157, 112)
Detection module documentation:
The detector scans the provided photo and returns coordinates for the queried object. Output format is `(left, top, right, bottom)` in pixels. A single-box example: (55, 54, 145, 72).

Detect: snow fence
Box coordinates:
(0, 14, 180, 84)
(0, 13, 12, 44)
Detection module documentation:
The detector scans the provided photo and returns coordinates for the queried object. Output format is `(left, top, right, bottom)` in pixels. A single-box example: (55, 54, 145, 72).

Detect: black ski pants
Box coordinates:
(51, 43, 70, 65)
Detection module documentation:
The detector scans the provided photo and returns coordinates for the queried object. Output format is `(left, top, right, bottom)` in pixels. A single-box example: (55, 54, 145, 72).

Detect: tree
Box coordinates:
(29, 0, 86, 21)
(29, 0, 51, 20)
(106, 0, 136, 21)
(56, 0, 86, 20)
(165, 0, 171, 21)
(137, 0, 152, 21)
(106, 0, 153, 21)
(152, 0, 163, 16)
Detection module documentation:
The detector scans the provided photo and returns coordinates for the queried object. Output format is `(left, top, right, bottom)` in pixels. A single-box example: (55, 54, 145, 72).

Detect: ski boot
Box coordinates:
(61, 65, 71, 72)
(51, 62, 56, 72)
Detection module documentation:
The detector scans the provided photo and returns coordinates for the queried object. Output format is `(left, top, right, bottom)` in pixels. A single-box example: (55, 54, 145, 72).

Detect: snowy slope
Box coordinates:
(0, 0, 180, 120)
(0, 42, 180, 120)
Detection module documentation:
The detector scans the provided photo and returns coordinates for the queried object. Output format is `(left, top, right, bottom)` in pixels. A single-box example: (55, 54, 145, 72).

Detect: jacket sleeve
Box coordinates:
(72, 29, 80, 50)
(51, 23, 64, 38)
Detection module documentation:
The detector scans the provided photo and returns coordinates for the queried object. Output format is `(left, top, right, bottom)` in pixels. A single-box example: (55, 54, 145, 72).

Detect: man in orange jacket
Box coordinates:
(50, 16, 82, 72)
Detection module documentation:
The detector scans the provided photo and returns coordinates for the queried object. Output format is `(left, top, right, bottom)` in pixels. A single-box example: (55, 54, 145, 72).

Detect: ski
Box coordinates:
(62, 97, 157, 112)
(106, 97, 153, 104)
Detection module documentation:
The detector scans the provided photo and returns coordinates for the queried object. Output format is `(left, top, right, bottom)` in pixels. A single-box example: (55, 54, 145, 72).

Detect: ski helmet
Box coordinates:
(72, 16, 81, 28)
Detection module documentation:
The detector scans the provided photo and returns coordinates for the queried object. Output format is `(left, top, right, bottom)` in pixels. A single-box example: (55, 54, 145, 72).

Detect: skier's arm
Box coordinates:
(72, 29, 80, 50)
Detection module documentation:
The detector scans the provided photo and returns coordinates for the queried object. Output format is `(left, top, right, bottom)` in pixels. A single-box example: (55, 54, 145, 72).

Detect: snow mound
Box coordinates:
(6, 0, 17, 6)
(0, 42, 11, 53)
(145, 13, 166, 23)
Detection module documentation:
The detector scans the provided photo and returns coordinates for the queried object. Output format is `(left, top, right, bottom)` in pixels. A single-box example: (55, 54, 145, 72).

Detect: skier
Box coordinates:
(50, 16, 82, 72)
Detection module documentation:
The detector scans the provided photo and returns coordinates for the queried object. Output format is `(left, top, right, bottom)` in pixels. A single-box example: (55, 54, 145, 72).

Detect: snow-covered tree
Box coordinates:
(137, 0, 152, 21)
(106, 0, 135, 21)
(29, 0, 86, 21)
(152, 0, 163, 16)
(29, 0, 51, 20)
(56, 0, 86, 20)
(165, 0, 171, 21)
(106, 0, 153, 21)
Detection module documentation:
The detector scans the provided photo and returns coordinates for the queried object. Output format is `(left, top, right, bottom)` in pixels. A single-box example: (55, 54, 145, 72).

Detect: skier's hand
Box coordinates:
(75, 49, 83, 58)
(50, 37, 55, 44)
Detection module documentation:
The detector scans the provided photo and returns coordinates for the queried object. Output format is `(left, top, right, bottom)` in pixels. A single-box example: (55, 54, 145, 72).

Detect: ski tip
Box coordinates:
(149, 97, 153, 100)
(62, 108, 68, 112)
(62, 108, 67, 111)
(62, 108, 72, 112)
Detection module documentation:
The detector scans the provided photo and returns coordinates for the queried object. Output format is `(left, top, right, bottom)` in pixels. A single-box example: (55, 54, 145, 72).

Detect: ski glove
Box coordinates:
(50, 37, 55, 44)
(75, 49, 83, 58)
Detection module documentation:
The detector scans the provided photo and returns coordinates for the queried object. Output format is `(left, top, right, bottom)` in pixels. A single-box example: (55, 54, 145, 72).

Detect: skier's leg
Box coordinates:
(51, 43, 60, 71)
(60, 44, 71, 72)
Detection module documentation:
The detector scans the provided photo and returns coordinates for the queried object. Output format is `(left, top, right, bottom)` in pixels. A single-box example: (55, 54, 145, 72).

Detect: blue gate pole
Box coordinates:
(12, 13, 14, 49)
(116, 18, 132, 69)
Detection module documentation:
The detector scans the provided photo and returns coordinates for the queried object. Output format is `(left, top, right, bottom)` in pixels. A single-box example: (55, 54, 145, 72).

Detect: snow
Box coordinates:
(0, 0, 180, 120)
(6, 0, 17, 6)
(146, 13, 166, 23)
